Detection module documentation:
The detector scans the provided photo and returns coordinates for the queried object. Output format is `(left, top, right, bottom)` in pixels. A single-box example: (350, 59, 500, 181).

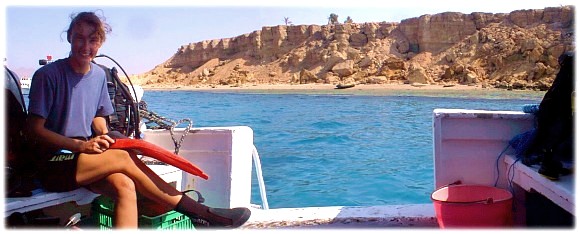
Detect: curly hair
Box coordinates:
(66, 11, 112, 43)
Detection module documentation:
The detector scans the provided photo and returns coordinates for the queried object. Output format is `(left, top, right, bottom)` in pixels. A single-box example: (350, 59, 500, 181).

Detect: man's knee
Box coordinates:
(108, 173, 136, 197)
(108, 149, 135, 163)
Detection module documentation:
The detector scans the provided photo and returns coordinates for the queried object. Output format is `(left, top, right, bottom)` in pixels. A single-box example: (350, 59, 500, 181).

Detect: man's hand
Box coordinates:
(79, 135, 115, 154)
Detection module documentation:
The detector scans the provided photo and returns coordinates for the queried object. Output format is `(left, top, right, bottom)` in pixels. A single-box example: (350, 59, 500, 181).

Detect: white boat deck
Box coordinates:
(504, 154, 574, 215)
(242, 204, 438, 229)
(4, 188, 98, 217)
(4, 165, 181, 217)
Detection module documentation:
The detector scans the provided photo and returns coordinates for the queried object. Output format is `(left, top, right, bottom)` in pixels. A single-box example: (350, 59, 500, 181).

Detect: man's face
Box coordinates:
(69, 22, 102, 65)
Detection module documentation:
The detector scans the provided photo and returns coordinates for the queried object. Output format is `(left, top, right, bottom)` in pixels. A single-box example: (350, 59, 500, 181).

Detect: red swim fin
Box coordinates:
(110, 138, 209, 180)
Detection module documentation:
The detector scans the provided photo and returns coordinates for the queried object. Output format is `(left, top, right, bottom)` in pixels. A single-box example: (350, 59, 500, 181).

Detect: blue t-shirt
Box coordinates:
(28, 59, 115, 138)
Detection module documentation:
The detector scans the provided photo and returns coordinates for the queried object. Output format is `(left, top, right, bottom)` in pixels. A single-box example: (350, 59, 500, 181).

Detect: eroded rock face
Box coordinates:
(136, 6, 574, 91)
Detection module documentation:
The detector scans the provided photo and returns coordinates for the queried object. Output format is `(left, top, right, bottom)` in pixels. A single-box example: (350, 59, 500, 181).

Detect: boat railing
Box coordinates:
(252, 145, 269, 210)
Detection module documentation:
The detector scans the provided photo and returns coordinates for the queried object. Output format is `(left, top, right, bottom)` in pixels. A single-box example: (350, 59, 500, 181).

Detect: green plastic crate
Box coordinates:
(91, 196, 195, 230)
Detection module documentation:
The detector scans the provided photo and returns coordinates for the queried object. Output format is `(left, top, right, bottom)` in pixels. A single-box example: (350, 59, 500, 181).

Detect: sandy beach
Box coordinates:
(138, 83, 547, 100)
(141, 83, 491, 91)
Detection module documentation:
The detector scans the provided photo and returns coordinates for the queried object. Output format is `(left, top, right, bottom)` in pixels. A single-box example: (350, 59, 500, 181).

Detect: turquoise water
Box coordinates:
(141, 89, 544, 208)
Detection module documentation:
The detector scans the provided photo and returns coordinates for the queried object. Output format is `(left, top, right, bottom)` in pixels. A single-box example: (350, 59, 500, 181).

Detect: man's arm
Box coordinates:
(27, 114, 85, 152)
(27, 114, 113, 154)
(92, 116, 109, 136)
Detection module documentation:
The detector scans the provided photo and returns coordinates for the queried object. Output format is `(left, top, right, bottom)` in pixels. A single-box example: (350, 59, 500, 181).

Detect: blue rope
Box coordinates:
(496, 123, 536, 188)
(492, 104, 539, 211)
(493, 128, 534, 187)
(522, 104, 540, 114)
(507, 158, 520, 194)
(509, 129, 537, 159)
(507, 157, 521, 211)
(494, 144, 511, 187)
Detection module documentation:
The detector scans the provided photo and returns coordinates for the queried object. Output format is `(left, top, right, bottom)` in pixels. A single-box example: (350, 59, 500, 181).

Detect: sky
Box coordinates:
(1, 0, 577, 78)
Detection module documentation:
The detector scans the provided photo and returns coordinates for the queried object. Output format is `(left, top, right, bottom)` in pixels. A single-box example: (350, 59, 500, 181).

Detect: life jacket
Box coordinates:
(531, 51, 574, 162)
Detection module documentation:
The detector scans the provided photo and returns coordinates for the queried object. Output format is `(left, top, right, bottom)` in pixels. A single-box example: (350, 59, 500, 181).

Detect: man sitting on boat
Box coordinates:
(25, 11, 250, 229)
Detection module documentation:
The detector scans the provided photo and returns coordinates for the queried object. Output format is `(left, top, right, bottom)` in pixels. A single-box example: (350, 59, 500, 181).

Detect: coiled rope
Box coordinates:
(138, 101, 192, 155)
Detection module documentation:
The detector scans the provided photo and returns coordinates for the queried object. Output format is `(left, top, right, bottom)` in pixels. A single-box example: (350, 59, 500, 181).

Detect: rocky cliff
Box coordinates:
(135, 6, 574, 90)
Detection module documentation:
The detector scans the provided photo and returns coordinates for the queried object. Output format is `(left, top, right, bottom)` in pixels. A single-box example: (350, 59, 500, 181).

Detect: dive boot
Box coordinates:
(190, 207, 251, 229)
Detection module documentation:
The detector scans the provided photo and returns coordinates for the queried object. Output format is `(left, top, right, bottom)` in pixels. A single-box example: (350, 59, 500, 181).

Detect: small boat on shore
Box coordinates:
(411, 82, 428, 87)
(335, 83, 355, 89)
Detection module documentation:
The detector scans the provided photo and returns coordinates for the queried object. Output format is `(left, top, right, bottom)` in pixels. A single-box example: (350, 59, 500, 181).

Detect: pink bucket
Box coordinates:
(431, 184, 513, 228)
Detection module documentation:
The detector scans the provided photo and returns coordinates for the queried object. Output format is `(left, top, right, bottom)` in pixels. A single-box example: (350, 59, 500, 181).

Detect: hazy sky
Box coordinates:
(2, 0, 576, 77)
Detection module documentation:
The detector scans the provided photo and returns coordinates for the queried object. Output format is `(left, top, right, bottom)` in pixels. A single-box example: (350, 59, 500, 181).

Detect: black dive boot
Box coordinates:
(174, 195, 251, 229)
(191, 207, 251, 228)
(538, 149, 562, 181)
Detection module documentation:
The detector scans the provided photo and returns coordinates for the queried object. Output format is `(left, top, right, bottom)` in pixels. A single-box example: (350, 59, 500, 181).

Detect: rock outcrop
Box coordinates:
(135, 6, 574, 90)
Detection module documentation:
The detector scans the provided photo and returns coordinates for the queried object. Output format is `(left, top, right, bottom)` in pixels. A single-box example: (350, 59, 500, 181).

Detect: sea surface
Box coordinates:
(139, 88, 544, 209)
